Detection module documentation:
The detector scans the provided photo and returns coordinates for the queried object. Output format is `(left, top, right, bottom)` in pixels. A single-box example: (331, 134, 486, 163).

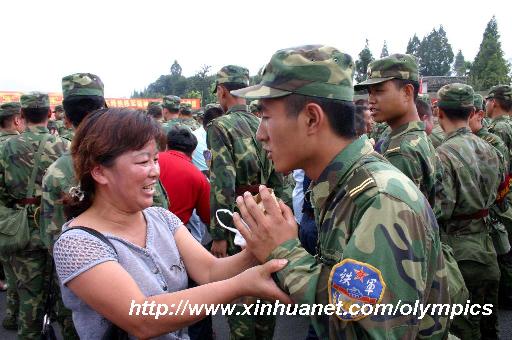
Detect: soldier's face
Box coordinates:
(368, 80, 408, 124)
(95, 139, 160, 211)
(257, 98, 304, 172)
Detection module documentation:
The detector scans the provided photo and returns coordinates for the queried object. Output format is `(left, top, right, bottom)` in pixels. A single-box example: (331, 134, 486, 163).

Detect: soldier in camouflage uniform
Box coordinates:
(208, 65, 292, 339)
(435, 84, 502, 339)
(147, 101, 164, 123)
(0, 102, 24, 330)
(0, 92, 70, 339)
(161, 95, 181, 134)
(429, 101, 446, 148)
(232, 45, 449, 339)
(355, 54, 437, 206)
(178, 102, 200, 130)
(485, 85, 512, 309)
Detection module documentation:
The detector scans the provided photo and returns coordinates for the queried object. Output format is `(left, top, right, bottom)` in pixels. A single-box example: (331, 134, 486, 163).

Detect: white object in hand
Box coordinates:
(215, 209, 249, 247)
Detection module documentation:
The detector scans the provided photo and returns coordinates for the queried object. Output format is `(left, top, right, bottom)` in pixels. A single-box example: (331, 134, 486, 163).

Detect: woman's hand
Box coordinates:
(236, 259, 293, 304)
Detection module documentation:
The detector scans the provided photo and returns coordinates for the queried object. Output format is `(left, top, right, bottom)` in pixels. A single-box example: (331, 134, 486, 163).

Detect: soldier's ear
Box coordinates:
(303, 102, 323, 134)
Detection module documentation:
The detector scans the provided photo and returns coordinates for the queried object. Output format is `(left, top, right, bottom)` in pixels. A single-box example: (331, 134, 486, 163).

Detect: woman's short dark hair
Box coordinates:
(439, 106, 473, 121)
(62, 95, 105, 128)
(64, 108, 166, 218)
(281, 93, 356, 138)
(21, 107, 49, 124)
(167, 126, 198, 156)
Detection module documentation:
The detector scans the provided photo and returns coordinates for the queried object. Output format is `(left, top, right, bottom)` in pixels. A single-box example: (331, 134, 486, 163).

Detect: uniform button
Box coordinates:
(162, 285, 167, 291)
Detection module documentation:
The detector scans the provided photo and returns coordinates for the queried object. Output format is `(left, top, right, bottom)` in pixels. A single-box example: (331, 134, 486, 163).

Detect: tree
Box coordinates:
(469, 16, 511, 90)
(406, 34, 421, 58)
(355, 39, 375, 83)
(170, 60, 182, 77)
(453, 50, 467, 76)
(380, 41, 389, 58)
(417, 26, 454, 76)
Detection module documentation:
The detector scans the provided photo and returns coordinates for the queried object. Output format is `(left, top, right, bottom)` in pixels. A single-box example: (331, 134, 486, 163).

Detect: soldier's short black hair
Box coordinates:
(393, 79, 420, 101)
(495, 98, 512, 112)
(416, 99, 433, 119)
(203, 107, 224, 129)
(147, 105, 163, 119)
(167, 126, 198, 156)
(0, 115, 16, 129)
(22, 107, 49, 124)
(354, 105, 367, 137)
(282, 93, 356, 139)
(439, 106, 473, 121)
(63, 95, 105, 128)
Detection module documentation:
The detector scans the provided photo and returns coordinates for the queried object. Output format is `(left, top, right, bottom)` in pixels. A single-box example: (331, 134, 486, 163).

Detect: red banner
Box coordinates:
(0, 91, 201, 110)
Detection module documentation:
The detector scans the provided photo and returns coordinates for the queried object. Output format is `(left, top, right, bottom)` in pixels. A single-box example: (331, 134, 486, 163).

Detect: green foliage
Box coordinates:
(380, 41, 389, 58)
(355, 39, 375, 83)
(406, 34, 421, 58)
(417, 26, 454, 76)
(453, 50, 467, 76)
(469, 16, 511, 90)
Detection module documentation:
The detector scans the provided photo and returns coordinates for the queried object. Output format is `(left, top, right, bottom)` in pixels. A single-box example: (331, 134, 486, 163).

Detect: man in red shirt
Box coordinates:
(159, 126, 210, 227)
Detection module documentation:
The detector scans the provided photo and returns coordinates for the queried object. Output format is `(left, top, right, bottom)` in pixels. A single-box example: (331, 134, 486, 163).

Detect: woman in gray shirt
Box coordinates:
(53, 108, 291, 339)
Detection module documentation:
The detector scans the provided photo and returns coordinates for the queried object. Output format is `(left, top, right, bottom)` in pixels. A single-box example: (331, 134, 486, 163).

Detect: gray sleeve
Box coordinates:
(150, 207, 184, 235)
(53, 229, 118, 285)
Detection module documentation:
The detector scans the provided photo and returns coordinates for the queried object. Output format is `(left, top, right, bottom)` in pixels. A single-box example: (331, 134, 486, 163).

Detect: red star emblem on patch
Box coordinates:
(354, 267, 369, 282)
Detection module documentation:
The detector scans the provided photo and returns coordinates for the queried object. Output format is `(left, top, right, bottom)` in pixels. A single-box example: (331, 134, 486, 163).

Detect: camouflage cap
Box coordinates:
(249, 100, 261, 113)
(354, 53, 419, 91)
(486, 85, 512, 101)
(231, 45, 355, 101)
(20, 92, 50, 109)
(53, 104, 64, 113)
(213, 65, 250, 93)
(0, 102, 21, 117)
(205, 103, 222, 111)
(147, 101, 162, 109)
(417, 94, 431, 106)
(62, 73, 104, 99)
(180, 102, 192, 114)
(437, 83, 474, 109)
(162, 95, 181, 111)
(473, 93, 484, 110)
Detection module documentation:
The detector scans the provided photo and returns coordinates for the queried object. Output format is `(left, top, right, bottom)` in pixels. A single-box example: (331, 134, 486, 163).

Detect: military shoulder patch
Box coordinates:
(328, 258, 386, 321)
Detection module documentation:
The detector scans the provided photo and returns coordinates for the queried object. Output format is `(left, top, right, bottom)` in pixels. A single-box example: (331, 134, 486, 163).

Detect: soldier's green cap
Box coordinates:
(53, 104, 64, 113)
(354, 53, 419, 91)
(249, 100, 261, 113)
(62, 73, 104, 99)
(20, 92, 50, 109)
(231, 45, 355, 101)
(162, 95, 181, 111)
(180, 102, 192, 114)
(147, 101, 162, 109)
(417, 94, 431, 106)
(213, 65, 250, 93)
(437, 83, 474, 109)
(486, 85, 512, 101)
(0, 102, 21, 117)
(473, 93, 484, 110)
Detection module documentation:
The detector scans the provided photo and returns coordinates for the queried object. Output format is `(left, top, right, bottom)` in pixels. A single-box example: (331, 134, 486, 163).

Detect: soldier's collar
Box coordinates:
(388, 121, 425, 139)
(25, 125, 50, 134)
(226, 104, 249, 115)
(444, 126, 471, 141)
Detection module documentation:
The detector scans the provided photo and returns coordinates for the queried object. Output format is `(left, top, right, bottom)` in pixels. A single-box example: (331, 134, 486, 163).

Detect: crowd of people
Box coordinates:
(0, 44, 510, 340)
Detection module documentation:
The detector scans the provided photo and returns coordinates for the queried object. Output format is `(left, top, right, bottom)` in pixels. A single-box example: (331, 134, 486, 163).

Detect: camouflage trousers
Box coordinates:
(0, 253, 19, 324)
(8, 248, 78, 339)
(450, 260, 500, 340)
(227, 301, 276, 340)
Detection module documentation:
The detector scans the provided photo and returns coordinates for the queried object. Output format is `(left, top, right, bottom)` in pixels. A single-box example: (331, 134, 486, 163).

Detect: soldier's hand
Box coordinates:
(211, 239, 228, 258)
(233, 185, 298, 263)
(237, 259, 293, 304)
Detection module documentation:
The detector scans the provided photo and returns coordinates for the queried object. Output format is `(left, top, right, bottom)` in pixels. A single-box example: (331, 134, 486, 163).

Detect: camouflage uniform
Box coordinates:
(0, 102, 21, 329)
(209, 65, 291, 339)
(161, 95, 182, 134)
(355, 54, 437, 206)
(434, 84, 502, 339)
(429, 120, 446, 149)
(485, 85, 512, 309)
(178, 103, 201, 131)
(0, 92, 70, 339)
(233, 45, 449, 339)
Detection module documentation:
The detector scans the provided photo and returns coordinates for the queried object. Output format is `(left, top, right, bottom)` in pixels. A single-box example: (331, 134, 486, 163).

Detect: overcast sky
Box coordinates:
(1, 0, 511, 98)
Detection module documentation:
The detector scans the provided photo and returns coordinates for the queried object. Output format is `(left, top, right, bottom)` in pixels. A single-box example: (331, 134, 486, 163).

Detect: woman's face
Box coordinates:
(100, 139, 160, 212)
